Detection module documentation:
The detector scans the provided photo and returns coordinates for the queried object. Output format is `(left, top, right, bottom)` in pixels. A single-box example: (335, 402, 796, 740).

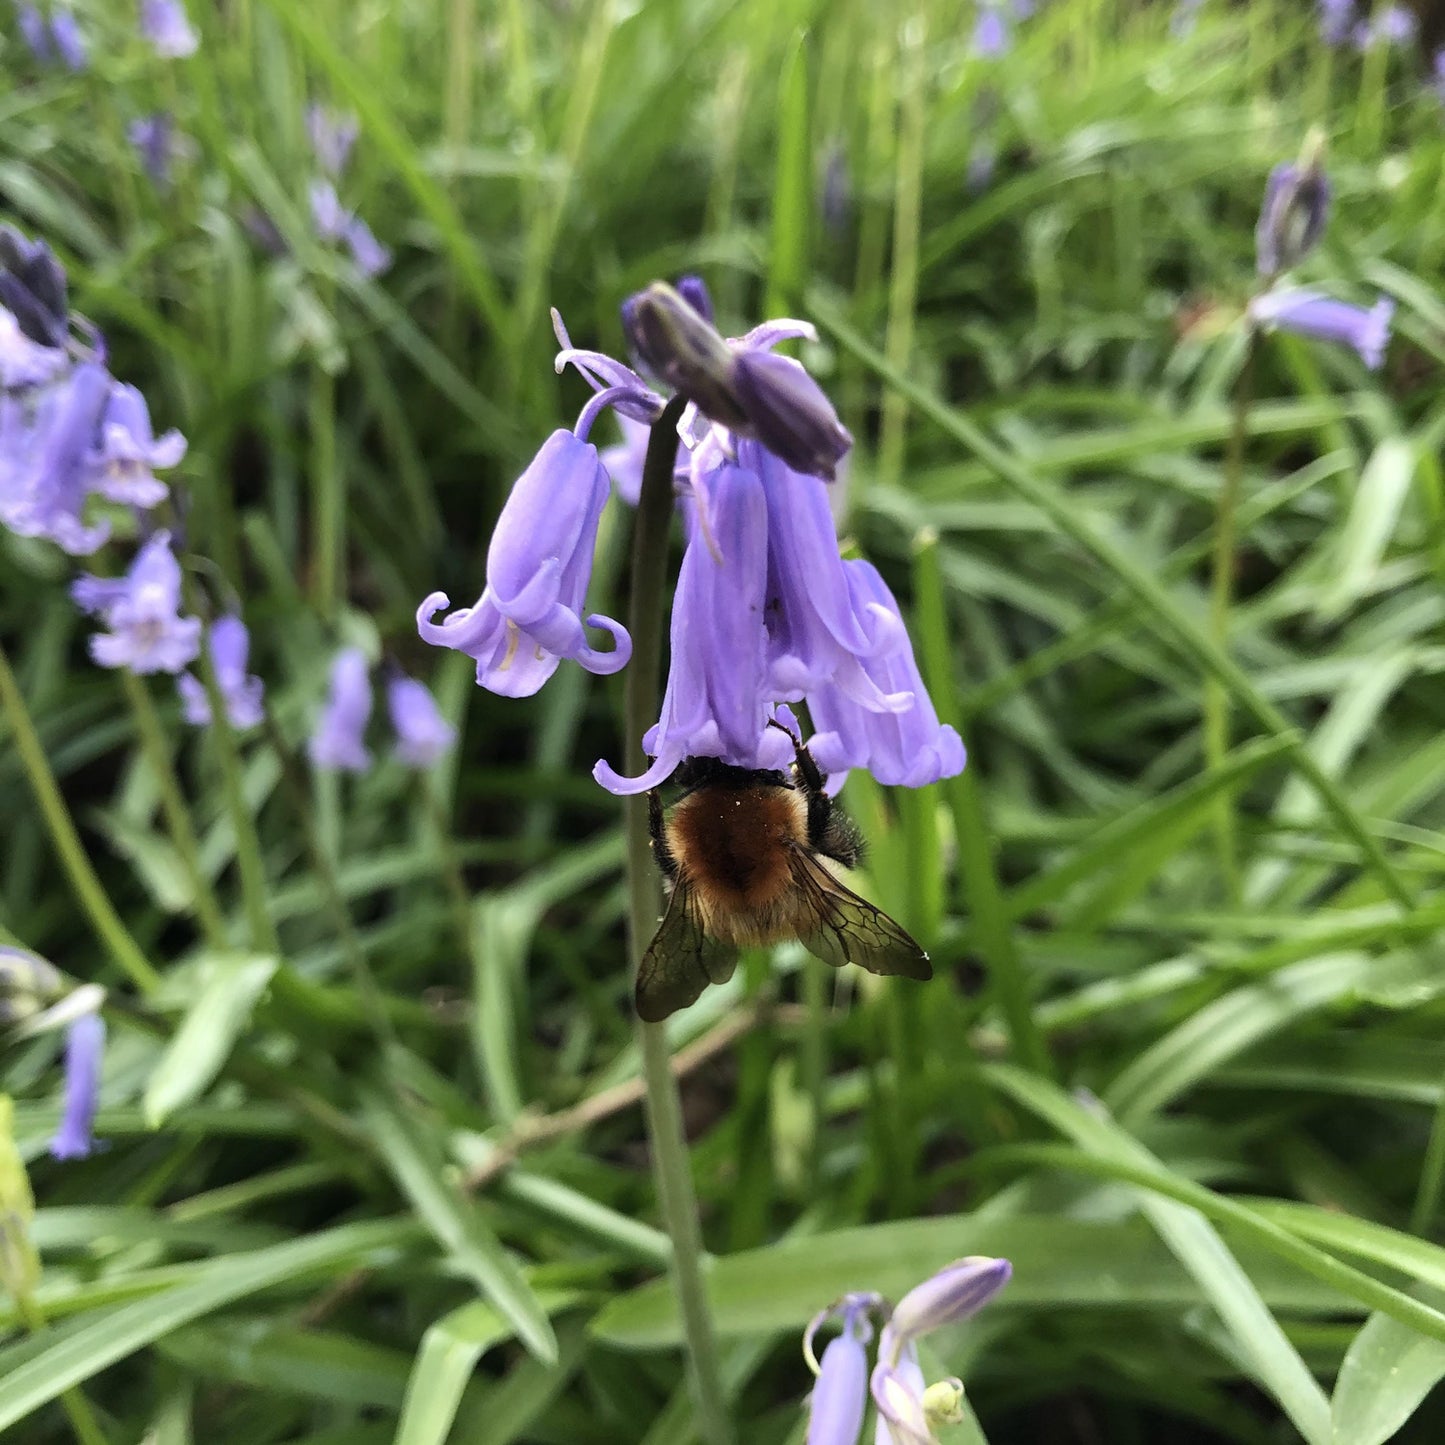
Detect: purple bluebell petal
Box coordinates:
(179, 614, 264, 729)
(675, 274, 715, 325)
(552, 308, 666, 423)
(0, 307, 66, 389)
(308, 647, 372, 771)
(871, 1350, 932, 1445)
(309, 179, 350, 242)
(49, 7, 84, 68)
(17, 4, 50, 59)
(307, 104, 359, 177)
(731, 350, 852, 482)
(80, 530, 202, 674)
(599, 412, 651, 506)
(83, 382, 183, 507)
(344, 216, 391, 278)
(49, 1014, 104, 1160)
(387, 675, 455, 768)
(808, 1334, 869, 1445)
(886, 1257, 1012, 1345)
(0, 225, 69, 349)
(1317, 0, 1352, 44)
(420, 430, 629, 695)
(128, 112, 177, 189)
(971, 6, 1010, 57)
(1249, 288, 1394, 369)
(139, 0, 197, 57)
(595, 461, 779, 795)
(806, 561, 966, 788)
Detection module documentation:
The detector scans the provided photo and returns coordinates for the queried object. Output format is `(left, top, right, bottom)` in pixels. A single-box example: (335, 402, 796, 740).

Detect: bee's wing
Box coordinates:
(787, 846, 932, 981)
(635, 879, 740, 1022)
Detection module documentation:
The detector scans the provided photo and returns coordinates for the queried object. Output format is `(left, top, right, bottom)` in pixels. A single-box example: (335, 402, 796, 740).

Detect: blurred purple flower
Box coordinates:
(16, 4, 85, 68)
(309, 179, 349, 241)
(72, 530, 202, 674)
(0, 362, 114, 555)
(595, 459, 790, 795)
(1318, 0, 1353, 45)
(84, 381, 184, 507)
(1432, 46, 1445, 102)
(16, 3, 48, 56)
(419, 428, 632, 698)
(1249, 288, 1394, 369)
(0, 224, 69, 349)
(177, 614, 264, 729)
(966, 140, 997, 194)
(885, 1257, 1013, 1348)
(128, 112, 179, 189)
(387, 675, 455, 767)
(139, 0, 197, 58)
(48, 1013, 105, 1160)
(871, 1350, 932, 1445)
(306, 104, 359, 177)
(1255, 159, 1330, 277)
(820, 143, 851, 237)
(972, 6, 1010, 57)
(0, 307, 66, 389)
(308, 647, 373, 772)
(344, 217, 390, 278)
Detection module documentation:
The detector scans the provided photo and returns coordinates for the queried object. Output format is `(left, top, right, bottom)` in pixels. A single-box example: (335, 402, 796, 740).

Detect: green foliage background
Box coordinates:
(5, 0, 1445, 1440)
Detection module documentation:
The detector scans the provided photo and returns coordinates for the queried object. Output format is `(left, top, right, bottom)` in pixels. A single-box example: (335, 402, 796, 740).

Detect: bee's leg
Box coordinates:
(648, 785, 678, 878)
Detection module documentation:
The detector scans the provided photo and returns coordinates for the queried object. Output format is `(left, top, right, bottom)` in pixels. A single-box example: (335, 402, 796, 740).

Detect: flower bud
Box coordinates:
(675, 274, 715, 325)
(622, 281, 750, 432)
(731, 350, 852, 481)
(922, 1379, 966, 1428)
(1255, 148, 1330, 278)
(886, 1256, 1012, 1346)
(0, 947, 62, 1024)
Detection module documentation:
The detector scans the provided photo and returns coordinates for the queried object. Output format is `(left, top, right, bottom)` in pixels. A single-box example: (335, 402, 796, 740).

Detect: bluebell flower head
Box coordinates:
(72, 529, 202, 674)
(177, 614, 264, 729)
(129, 112, 179, 189)
(306, 104, 359, 177)
(1374, 3, 1417, 45)
(0, 306, 67, 389)
(49, 6, 84, 67)
(1249, 288, 1394, 369)
(344, 216, 391, 278)
(804, 1293, 880, 1445)
(1318, 0, 1352, 44)
(387, 674, 455, 767)
(1255, 157, 1330, 277)
(308, 646, 373, 772)
(49, 1013, 104, 1160)
(419, 428, 632, 698)
(17, 3, 49, 57)
(309, 179, 349, 242)
(1, 362, 114, 555)
(139, 0, 197, 57)
(85, 381, 184, 506)
(0, 224, 69, 349)
(971, 5, 1010, 58)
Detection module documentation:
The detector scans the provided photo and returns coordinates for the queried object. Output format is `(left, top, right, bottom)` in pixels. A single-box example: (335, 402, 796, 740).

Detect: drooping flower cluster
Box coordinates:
(804, 1257, 1011, 1444)
(1247, 148, 1394, 370)
(306, 104, 390, 279)
(418, 276, 964, 796)
(308, 647, 455, 773)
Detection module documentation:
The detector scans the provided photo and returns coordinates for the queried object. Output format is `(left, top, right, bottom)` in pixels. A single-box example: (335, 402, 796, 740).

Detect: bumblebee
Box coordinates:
(636, 724, 931, 1021)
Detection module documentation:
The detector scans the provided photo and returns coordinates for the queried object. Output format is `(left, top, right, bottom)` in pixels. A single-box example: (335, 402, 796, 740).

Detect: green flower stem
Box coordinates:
(1204, 331, 1257, 906)
(0, 639, 161, 996)
(1410, 1075, 1445, 1237)
(912, 529, 1051, 1076)
(625, 395, 733, 1445)
(119, 671, 229, 950)
(310, 365, 342, 620)
(801, 959, 827, 1193)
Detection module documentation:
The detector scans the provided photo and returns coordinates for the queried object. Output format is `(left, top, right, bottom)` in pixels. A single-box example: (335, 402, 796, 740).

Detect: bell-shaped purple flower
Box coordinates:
(0, 307, 66, 389)
(971, 6, 1010, 57)
(83, 381, 184, 507)
(1249, 288, 1394, 370)
(129, 112, 180, 189)
(419, 429, 630, 698)
(806, 561, 965, 789)
(804, 1293, 878, 1445)
(17, 4, 49, 57)
(306, 104, 359, 177)
(344, 216, 391, 278)
(1255, 160, 1330, 277)
(72, 530, 202, 674)
(0, 224, 69, 349)
(595, 460, 790, 795)
(884, 1257, 1013, 1348)
(139, 0, 197, 58)
(49, 1013, 105, 1160)
(309, 179, 349, 242)
(2, 363, 114, 555)
(177, 614, 264, 729)
(308, 647, 373, 772)
(1318, 0, 1352, 45)
(49, 7, 85, 67)
(387, 674, 455, 768)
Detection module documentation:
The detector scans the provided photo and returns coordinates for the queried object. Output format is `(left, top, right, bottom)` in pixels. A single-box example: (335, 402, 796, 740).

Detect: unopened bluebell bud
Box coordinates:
(675, 274, 715, 325)
(1255, 148, 1331, 278)
(885, 1255, 1012, 1345)
(0, 947, 62, 1024)
(731, 349, 853, 481)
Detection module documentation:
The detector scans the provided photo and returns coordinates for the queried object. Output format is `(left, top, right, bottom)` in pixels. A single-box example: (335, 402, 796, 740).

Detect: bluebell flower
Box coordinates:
(84, 381, 184, 507)
(0, 224, 69, 349)
(0, 306, 66, 389)
(48, 5, 83, 67)
(306, 104, 359, 178)
(419, 429, 634, 697)
(1318, 0, 1352, 44)
(387, 674, 455, 767)
(1249, 288, 1394, 369)
(308, 647, 373, 772)
(1255, 159, 1330, 277)
(343, 216, 390, 278)
(1363, 3, 1417, 46)
(0, 362, 114, 555)
(49, 1013, 104, 1160)
(128, 112, 180, 189)
(308, 180, 391, 277)
(72, 530, 202, 674)
(1434, 48, 1445, 104)
(177, 614, 264, 729)
(16, 3, 48, 57)
(804, 1293, 880, 1445)
(971, 6, 1010, 58)
(966, 140, 997, 194)
(139, 0, 197, 58)
(884, 1257, 1013, 1346)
